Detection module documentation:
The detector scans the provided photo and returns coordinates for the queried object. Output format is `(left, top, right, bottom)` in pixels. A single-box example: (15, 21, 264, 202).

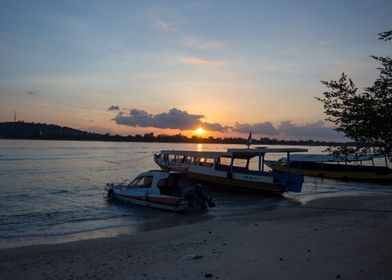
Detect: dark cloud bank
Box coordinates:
(111, 107, 344, 140)
(113, 108, 229, 132)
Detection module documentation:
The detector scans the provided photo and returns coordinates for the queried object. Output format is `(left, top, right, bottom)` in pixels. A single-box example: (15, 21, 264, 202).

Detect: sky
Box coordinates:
(0, 0, 391, 141)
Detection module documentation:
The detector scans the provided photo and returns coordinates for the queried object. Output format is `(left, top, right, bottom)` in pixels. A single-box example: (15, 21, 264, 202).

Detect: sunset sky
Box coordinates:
(0, 0, 391, 141)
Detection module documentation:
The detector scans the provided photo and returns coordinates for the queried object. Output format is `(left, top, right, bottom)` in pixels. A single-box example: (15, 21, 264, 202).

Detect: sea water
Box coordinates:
(0, 140, 390, 248)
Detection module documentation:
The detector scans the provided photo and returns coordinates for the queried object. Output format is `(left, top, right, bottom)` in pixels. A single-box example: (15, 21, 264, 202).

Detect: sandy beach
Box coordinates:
(1, 193, 391, 280)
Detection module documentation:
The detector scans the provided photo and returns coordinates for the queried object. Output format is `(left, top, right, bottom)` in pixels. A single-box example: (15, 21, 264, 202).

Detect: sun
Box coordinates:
(195, 127, 205, 135)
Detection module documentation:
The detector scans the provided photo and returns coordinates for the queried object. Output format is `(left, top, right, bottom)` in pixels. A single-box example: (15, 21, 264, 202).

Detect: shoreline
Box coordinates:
(2, 190, 384, 250)
(1, 193, 392, 279)
(0, 209, 216, 250)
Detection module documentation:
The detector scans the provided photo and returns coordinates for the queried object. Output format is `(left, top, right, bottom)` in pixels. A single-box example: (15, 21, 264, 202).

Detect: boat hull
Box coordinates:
(109, 192, 188, 212)
(269, 163, 392, 183)
(188, 171, 285, 194)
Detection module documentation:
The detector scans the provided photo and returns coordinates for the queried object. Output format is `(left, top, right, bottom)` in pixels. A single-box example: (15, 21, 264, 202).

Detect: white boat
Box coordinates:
(105, 170, 214, 212)
(154, 147, 308, 194)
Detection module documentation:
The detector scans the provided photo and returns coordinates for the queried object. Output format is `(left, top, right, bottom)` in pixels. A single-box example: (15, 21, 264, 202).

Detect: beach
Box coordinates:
(1, 193, 391, 280)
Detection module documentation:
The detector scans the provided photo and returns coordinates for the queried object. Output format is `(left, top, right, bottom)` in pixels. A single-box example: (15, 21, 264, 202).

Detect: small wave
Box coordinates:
(48, 190, 71, 195)
(0, 217, 162, 239)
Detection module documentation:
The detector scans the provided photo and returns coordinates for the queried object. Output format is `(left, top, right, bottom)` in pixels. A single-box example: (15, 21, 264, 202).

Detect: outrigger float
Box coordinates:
(265, 153, 392, 182)
(154, 147, 308, 194)
(105, 170, 215, 212)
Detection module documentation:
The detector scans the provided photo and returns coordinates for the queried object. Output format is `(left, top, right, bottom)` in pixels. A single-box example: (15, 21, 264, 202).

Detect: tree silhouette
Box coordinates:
(317, 31, 392, 158)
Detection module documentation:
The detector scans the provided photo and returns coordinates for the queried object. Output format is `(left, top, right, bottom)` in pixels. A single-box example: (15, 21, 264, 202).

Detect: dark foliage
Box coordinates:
(317, 30, 392, 158)
(0, 121, 348, 146)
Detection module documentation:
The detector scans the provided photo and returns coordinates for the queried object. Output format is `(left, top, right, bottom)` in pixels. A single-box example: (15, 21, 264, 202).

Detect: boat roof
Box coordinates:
(159, 150, 226, 158)
(138, 170, 186, 178)
(159, 147, 308, 159)
(286, 153, 385, 163)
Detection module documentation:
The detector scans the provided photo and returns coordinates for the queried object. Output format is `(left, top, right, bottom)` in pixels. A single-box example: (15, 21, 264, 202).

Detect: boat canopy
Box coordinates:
(160, 147, 308, 160)
(159, 150, 226, 158)
(225, 148, 307, 159)
(285, 153, 385, 163)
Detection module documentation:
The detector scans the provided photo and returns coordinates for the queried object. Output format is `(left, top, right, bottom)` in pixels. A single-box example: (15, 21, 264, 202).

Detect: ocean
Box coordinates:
(0, 140, 390, 248)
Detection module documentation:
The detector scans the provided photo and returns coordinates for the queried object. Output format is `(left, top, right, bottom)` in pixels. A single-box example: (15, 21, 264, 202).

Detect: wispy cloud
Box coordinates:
(154, 20, 174, 31)
(181, 56, 222, 65)
(182, 36, 225, 50)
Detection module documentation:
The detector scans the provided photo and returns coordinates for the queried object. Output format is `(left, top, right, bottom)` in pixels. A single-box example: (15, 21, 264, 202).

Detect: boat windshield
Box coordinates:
(129, 176, 153, 188)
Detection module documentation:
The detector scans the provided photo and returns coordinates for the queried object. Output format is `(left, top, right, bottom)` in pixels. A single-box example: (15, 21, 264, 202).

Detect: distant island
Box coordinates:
(0, 121, 349, 146)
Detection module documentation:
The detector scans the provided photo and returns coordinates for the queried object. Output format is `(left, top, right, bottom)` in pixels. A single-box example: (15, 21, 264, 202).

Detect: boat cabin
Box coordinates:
(125, 170, 189, 197)
(155, 147, 308, 175)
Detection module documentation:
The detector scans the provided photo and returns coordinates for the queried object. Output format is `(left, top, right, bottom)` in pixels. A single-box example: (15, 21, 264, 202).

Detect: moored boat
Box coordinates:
(154, 147, 308, 194)
(105, 170, 215, 212)
(266, 153, 392, 182)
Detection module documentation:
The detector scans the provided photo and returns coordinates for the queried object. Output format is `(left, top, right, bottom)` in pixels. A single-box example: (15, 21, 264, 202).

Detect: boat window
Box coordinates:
(215, 156, 231, 171)
(218, 157, 231, 166)
(193, 157, 200, 165)
(199, 157, 214, 167)
(168, 154, 175, 162)
(186, 156, 193, 164)
(232, 158, 248, 168)
(176, 155, 185, 163)
(157, 178, 168, 194)
(248, 158, 259, 171)
(130, 176, 153, 188)
(206, 158, 214, 166)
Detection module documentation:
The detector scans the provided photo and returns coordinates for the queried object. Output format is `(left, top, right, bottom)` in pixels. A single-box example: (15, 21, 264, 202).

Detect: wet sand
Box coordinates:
(1, 193, 392, 280)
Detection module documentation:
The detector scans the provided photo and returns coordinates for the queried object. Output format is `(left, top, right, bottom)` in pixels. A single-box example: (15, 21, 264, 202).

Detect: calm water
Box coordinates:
(0, 140, 390, 248)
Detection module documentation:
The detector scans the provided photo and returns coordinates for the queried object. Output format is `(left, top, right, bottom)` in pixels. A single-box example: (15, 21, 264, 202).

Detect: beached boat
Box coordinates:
(105, 170, 215, 212)
(154, 147, 308, 194)
(265, 153, 392, 182)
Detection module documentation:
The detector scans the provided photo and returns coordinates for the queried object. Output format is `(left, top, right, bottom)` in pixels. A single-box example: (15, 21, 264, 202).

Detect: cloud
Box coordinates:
(204, 122, 230, 132)
(154, 20, 174, 31)
(107, 105, 120, 111)
(277, 120, 342, 139)
(233, 120, 344, 139)
(113, 108, 228, 132)
(26, 91, 35, 95)
(181, 56, 222, 65)
(233, 122, 278, 136)
(182, 37, 225, 50)
(110, 107, 344, 140)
